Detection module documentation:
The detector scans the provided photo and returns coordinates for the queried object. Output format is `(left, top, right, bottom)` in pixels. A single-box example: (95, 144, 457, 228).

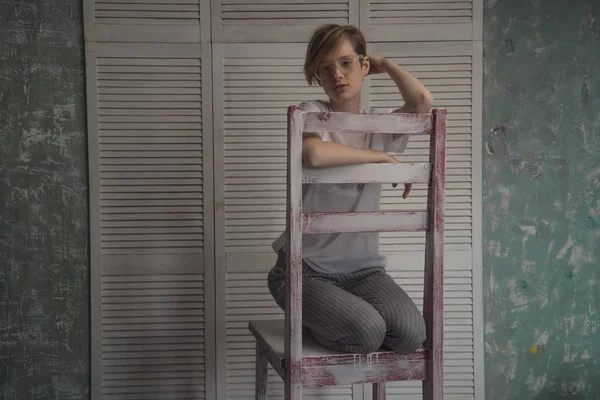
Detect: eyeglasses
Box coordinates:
(317, 55, 365, 81)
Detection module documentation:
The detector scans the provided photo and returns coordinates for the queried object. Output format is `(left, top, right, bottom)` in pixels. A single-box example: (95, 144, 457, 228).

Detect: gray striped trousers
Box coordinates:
(267, 253, 426, 355)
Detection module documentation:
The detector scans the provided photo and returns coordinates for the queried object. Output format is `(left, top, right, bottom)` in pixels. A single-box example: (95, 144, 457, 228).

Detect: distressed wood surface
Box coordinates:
(248, 321, 286, 379)
(302, 211, 428, 234)
(255, 342, 268, 400)
(302, 358, 426, 388)
(285, 106, 304, 400)
(303, 111, 434, 135)
(303, 163, 431, 184)
(423, 109, 447, 400)
(303, 349, 426, 368)
(249, 320, 429, 388)
(373, 382, 386, 400)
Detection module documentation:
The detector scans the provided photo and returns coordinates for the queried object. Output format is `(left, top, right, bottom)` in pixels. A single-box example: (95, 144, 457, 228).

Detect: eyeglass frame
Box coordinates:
(316, 54, 367, 83)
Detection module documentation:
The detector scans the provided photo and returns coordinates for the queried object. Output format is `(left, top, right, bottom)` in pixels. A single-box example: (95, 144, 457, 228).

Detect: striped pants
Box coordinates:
(267, 253, 426, 355)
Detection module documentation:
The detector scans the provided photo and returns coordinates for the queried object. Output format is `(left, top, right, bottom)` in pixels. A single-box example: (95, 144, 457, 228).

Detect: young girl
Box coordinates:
(268, 24, 433, 355)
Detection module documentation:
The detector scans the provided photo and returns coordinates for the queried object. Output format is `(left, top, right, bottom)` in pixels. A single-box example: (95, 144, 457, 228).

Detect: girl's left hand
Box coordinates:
(392, 182, 412, 199)
(366, 54, 388, 75)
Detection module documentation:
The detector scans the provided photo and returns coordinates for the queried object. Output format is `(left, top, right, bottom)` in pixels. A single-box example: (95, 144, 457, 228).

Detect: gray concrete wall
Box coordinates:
(0, 1, 90, 398)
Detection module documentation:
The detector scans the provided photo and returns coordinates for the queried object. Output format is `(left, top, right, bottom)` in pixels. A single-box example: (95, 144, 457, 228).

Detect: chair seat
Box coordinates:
(249, 320, 427, 388)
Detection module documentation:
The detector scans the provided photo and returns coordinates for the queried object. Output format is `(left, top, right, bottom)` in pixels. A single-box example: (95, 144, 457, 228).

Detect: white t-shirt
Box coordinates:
(272, 100, 410, 274)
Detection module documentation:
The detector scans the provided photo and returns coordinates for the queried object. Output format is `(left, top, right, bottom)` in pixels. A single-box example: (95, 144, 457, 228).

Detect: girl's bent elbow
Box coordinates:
(419, 92, 434, 112)
(302, 145, 321, 168)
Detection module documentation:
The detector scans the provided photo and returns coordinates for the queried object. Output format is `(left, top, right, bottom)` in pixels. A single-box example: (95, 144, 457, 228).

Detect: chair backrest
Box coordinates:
(284, 106, 447, 389)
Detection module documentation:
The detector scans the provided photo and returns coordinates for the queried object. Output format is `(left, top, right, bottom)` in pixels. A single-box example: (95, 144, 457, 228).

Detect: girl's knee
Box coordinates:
(353, 316, 387, 353)
(406, 317, 427, 349)
(338, 312, 387, 354)
(389, 315, 427, 354)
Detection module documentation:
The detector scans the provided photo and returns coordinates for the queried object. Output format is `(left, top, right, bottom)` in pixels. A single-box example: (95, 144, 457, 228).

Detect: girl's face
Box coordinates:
(316, 39, 369, 105)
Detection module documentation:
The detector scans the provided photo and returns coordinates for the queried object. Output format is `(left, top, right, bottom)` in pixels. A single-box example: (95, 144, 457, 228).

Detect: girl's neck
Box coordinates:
(329, 96, 361, 113)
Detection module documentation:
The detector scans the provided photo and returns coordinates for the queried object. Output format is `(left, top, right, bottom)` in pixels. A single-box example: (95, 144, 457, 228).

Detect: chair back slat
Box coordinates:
(303, 111, 434, 135)
(302, 211, 428, 234)
(303, 163, 430, 184)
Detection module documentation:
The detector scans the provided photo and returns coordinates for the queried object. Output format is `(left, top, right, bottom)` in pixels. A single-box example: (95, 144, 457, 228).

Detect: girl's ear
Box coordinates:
(362, 57, 370, 76)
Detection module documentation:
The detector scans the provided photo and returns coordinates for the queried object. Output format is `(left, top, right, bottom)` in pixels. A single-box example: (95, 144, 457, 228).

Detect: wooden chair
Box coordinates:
(249, 107, 447, 400)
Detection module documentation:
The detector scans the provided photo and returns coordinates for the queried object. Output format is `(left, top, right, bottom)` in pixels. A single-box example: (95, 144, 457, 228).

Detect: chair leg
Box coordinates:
(422, 354, 443, 400)
(373, 382, 386, 400)
(423, 376, 442, 400)
(256, 342, 268, 400)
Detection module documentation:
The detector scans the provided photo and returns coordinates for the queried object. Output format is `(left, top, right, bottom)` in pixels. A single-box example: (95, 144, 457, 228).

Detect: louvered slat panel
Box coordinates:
(92, 42, 210, 400)
(98, 55, 203, 255)
(365, 0, 474, 41)
(368, 41, 473, 253)
(102, 270, 205, 400)
(92, 0, 206, 43)
(215, 0, 355, 42)
(95, 0, 200, 23)
(371, 0, 473, 23)
(222, 44, 325, 255)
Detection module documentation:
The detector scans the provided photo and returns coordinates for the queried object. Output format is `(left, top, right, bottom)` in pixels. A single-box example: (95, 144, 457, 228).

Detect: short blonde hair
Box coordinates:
(304, 24, 367, 86)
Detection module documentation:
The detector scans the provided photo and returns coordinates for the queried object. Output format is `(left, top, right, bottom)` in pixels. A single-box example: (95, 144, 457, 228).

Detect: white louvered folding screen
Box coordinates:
(361, 0, 475, 41)
(212, 1, 483, 399)
(212, 0, 359, 42)
(84, 1, 214, 400)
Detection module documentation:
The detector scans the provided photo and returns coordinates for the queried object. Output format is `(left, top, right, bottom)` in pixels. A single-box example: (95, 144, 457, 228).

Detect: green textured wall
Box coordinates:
(483, 1, 600, 399)
(0, 1, 90, 399)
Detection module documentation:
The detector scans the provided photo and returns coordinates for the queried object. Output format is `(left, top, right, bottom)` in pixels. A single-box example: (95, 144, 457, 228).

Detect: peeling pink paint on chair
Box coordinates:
(422, 109, 447, 400)
(304, 111, 435, 135)
(249, 106, 447, 399)
(302, 211, 428, 234)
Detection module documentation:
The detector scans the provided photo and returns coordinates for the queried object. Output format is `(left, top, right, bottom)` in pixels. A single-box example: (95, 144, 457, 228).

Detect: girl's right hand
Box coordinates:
(381, 153, 412, 199)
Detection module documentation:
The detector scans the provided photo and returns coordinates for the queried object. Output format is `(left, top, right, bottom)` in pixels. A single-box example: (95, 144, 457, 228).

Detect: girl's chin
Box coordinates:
(328, 90, 358, 102)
